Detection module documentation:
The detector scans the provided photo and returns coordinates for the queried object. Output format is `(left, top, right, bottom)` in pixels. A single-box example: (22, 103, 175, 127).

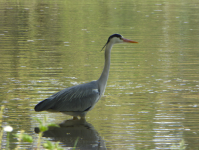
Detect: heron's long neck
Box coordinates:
(98, 43, 113, 94)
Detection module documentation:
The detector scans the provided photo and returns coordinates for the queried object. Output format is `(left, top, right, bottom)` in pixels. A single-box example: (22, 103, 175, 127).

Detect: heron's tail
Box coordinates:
(34, 99, 52, 111)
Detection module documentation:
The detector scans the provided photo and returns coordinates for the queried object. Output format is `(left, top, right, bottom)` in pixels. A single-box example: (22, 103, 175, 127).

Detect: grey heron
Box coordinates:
(34, 34, 138, 120)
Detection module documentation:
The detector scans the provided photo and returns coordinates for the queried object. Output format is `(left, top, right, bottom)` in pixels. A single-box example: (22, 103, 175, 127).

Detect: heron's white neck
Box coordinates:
(98, 42, 113, 94)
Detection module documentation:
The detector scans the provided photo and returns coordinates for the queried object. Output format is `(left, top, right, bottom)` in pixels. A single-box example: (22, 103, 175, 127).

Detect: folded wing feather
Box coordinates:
(34, 81, 100, 112)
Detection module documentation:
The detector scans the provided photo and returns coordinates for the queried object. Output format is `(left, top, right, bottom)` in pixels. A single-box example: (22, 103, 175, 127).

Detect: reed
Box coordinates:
(0, 105, 5, 150)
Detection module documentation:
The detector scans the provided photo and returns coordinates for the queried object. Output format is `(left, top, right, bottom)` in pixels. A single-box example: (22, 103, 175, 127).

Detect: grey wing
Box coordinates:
(35, 81, 100, 112)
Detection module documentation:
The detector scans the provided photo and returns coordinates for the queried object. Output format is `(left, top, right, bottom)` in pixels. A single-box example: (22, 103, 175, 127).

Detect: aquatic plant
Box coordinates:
(171, 139, 186, 150)
(0, 112, 63, 150)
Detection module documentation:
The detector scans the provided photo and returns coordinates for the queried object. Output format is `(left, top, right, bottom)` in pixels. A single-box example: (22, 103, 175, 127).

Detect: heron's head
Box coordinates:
(101, 34, 138, 51)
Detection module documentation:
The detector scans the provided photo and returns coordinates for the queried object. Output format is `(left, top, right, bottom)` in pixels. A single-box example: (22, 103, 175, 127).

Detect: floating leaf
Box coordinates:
(21, 134, 33, 143)
(14, 133, 33, 143)
(39, 125, 48, 132)
(43, 141, 54, 149)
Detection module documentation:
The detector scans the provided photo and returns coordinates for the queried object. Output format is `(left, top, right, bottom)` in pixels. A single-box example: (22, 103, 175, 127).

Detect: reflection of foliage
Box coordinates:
(171, 139, 186, 150)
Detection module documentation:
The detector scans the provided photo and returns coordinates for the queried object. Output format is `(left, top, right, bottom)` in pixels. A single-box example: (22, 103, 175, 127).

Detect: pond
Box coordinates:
(0, 0, 199, 149)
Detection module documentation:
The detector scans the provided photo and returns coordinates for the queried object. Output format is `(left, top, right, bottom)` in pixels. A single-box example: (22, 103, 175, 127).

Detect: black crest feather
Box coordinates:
(101, 34, 122, 51)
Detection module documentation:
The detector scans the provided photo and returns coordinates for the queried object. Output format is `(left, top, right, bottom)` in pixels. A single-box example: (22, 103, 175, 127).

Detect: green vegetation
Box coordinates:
(0, 105, 5, 150)
(0, 106, 66, 150)
(171, 139, 186, 150)
(13, 116, 63, 150)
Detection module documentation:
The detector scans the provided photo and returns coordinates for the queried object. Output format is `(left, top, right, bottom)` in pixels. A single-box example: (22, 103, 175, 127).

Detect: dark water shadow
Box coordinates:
(35, 119, 106, 150)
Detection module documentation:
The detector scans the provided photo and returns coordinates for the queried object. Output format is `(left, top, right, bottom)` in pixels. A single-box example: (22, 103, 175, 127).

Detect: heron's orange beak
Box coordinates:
(122, 38, 138, 43)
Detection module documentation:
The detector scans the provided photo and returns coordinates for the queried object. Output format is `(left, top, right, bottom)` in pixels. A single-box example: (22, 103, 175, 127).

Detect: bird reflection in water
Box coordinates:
(34, 119, 107, 150)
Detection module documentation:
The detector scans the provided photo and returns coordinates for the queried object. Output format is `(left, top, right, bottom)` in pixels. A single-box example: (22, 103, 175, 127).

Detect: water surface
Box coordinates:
(0, 0, 199, 149)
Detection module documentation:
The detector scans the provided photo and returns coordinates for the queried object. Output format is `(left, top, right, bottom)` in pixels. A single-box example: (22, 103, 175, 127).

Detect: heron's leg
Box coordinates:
(80, 116, 86, 120)
(73, 116, 78, 120)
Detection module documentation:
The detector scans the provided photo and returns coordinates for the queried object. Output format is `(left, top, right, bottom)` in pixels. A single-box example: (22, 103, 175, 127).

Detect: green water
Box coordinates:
(0, 0, 199, 149)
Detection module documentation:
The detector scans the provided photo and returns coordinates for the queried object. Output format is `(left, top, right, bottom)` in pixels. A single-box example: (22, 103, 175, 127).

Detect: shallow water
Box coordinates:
(0, 0, 199, 149)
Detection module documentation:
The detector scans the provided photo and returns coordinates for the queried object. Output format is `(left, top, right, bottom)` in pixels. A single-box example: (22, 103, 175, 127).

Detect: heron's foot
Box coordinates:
(73, 116, 78, 120)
